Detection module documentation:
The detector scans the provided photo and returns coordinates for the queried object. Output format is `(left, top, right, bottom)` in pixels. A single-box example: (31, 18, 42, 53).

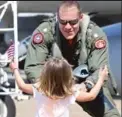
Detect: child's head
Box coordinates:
(38, 57, 74, 99)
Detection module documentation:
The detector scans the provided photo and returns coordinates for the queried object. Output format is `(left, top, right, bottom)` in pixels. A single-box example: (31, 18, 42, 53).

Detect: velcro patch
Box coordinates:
(95, 39, 106, 49)
(33, 33, 44, 44)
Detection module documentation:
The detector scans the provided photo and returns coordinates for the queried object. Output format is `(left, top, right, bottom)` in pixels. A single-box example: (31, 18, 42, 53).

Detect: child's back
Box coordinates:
(33, 86, 78, 117)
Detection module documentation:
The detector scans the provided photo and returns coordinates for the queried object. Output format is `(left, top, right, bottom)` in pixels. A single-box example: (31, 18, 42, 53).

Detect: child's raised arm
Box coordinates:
(9, 60, 34, 95)
(76, 65, 108, 102)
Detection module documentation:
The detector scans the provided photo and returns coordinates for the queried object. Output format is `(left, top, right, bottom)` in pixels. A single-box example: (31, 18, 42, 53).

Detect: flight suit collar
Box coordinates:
(77, 26, 82, 42)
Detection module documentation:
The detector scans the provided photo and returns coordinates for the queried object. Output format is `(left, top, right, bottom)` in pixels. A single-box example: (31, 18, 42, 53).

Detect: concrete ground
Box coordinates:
(14, 96, 121, 117)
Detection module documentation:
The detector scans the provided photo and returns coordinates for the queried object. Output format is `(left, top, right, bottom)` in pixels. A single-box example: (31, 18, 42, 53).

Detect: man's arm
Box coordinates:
(24, 23, 54, 81)
(85, 23, 117, 94)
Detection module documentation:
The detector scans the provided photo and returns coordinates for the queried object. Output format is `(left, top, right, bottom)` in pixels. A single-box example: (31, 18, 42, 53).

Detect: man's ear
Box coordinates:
(80, 13, 83, 19)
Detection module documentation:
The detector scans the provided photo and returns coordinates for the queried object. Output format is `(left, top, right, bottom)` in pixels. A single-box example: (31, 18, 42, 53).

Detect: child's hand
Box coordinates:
(99, 65, 108, 82)
(9, 59, 18, 72)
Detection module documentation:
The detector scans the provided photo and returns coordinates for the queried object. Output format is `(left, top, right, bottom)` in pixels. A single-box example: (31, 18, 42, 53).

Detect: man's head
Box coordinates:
(57, 1, 82, 40)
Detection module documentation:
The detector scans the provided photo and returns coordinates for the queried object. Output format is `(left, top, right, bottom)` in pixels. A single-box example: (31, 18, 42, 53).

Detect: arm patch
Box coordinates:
(95, 39, 106, 49)
(33, 33, 44, 44)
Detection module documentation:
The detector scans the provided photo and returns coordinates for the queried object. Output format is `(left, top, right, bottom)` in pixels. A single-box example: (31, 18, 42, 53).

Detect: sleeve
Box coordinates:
(86, 23, 110, 85)
(24, 23, 54, 80)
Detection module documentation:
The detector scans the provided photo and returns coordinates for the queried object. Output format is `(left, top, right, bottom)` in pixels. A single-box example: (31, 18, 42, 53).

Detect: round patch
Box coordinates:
(95, 39, 106, 49)
(33, 33, 44, 44)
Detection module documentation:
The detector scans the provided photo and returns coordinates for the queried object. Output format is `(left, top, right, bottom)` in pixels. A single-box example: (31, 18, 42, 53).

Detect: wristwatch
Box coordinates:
(84, 81, 94, 92)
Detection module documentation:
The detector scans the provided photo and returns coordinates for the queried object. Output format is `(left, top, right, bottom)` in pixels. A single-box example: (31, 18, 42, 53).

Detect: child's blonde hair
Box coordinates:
(38, 57, 74, 99)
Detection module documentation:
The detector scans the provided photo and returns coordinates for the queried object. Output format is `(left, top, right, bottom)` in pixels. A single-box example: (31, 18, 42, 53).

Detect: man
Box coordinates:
(24, 1, 120, 117)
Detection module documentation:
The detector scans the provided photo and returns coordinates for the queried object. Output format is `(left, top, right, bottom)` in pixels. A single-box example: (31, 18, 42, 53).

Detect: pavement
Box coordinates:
(14, 96, 121, 117)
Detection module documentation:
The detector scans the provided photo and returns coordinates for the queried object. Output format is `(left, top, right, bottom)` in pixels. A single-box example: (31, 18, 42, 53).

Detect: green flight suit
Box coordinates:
(24, 14, 120, 117)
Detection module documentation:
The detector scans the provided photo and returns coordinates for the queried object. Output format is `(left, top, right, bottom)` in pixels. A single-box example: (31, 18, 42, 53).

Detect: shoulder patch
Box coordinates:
(95, 39, 106, 49)
(33, 33, 44, 44)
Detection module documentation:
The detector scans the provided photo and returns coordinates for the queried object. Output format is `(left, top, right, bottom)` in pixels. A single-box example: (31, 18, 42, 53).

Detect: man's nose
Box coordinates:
(65, 23, 72, 29)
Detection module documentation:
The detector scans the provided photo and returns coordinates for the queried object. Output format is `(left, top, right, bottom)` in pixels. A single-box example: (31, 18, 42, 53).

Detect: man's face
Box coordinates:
(58, 6, 81, 40)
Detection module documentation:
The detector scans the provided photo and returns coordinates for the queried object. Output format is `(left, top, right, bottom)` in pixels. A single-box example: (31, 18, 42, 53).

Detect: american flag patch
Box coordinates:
(6, 42, 15, 61)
